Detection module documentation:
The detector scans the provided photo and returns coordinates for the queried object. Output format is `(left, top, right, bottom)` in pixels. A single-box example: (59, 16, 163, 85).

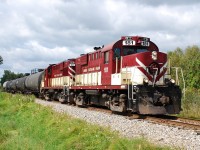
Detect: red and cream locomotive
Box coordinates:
(40, 36, 182, 115)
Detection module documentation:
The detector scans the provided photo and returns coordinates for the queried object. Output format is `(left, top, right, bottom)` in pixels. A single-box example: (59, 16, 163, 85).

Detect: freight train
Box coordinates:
(3, 36, 182, 115)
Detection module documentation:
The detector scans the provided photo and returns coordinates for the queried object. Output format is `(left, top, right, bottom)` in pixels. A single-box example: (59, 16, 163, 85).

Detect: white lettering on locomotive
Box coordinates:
(83, 69, 87, 73)
(122, 40, 136, 46)
(104, 67, 108, 72)
(96, 66, 100, 71)
(141, 41, 150, 46)
(54, 73, 62, 77)
(88, 67, 95, 72)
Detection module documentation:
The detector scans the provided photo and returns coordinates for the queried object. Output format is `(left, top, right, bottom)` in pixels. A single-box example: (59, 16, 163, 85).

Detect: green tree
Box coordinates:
(168, 47, 184, 68)
(168, 45, 200, 89)
(0, 70, 24, 85)
(183, 46, 200, 89)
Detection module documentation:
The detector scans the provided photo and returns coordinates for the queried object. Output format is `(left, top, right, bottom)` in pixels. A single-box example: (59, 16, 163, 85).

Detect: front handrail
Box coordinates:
(170, 67, 186, 99)
(124, 66, 185, 99)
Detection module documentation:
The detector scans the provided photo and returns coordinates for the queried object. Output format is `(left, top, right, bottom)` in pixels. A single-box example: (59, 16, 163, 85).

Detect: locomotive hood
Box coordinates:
(121, 51, 168, 84)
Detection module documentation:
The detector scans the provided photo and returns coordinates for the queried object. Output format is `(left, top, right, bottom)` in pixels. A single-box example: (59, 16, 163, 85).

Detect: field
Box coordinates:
(0, 92, 169, 150)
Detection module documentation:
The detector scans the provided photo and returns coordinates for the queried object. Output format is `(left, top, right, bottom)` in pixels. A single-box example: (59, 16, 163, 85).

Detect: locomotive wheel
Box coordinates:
(53, 92, 60, 101)
(75, 92, 87, 107)
(44, 93, 51, 101)
(69, 92, 76, 105)
(110, 94, 126, 112)
(58, 93, 67, 104)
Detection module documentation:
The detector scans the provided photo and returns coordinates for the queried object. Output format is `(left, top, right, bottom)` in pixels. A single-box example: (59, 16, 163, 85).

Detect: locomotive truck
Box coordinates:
(4, 36, 182, 115)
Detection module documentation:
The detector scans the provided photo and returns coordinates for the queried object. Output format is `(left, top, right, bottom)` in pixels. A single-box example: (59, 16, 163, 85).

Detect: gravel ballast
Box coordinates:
(35, 99, 200, 150)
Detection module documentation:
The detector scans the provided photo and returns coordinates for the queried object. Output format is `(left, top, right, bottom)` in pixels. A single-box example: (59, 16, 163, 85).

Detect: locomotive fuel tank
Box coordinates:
(25, 71, 44, 93)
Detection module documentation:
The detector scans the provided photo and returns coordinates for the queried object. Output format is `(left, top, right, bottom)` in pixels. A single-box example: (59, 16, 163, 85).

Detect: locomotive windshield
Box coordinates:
(123, 47, 148, 56)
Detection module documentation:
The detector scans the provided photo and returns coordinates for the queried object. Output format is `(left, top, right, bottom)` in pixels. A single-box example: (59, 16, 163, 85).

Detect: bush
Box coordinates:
(179, 88, 200, 119)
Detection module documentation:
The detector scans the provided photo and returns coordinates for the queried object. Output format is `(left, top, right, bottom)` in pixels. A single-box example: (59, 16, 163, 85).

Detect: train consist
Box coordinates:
(3, 36, 182, 115)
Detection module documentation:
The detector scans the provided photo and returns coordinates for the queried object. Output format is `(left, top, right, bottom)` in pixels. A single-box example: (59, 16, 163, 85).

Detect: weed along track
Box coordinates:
(35, 98, 200, 150)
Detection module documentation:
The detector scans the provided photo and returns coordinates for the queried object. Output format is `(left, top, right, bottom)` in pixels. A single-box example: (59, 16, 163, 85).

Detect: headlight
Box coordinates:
(164, 78, 175, 86)
(143, 78, 149, 84)
(170, 79, 175, 84)
(152, 51, 157, 60)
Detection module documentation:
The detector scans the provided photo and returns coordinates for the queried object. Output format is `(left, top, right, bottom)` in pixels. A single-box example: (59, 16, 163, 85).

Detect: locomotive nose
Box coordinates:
(148, 62, 160, 75)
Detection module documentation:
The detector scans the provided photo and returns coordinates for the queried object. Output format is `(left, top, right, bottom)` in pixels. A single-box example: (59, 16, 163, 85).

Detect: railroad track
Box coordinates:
(132, 115, 200, 133)
(41, 99, 200, 133)
(87, 106, 200, 133)
(82, 105, 200, 133)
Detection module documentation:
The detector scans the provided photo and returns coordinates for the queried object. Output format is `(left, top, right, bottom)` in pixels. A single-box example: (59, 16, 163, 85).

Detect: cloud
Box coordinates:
(0, 0, 200, 79)
(128, 0, 200, 6)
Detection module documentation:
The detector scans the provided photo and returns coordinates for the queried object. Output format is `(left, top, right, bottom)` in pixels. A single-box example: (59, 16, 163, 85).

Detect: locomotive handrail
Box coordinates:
(170, 67, 186, 99)
(126, 66, 185, 100)
(152, 68, 158, 87)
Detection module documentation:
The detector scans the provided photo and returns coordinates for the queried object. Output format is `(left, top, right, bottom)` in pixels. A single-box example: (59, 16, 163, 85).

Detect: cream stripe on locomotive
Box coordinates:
(51, 76, 70, 87)
(76, 71, 101, 86)
(51, 71, 102, 87)
(111, 67, 166, 86)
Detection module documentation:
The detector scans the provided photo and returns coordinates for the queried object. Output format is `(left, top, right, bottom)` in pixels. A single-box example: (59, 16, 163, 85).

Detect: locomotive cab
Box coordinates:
(110, 36, 161, 85)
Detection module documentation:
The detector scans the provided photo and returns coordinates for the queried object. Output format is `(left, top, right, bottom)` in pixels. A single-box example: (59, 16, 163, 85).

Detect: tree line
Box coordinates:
(0, 56, 26, 85)
(0, 70, 25, 85)
(168, 45, 200, 89)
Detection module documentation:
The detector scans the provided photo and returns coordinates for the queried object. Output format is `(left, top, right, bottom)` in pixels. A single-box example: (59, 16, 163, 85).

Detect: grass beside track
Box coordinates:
(178, 88, 200, 119)
(0, 92, 169, 150)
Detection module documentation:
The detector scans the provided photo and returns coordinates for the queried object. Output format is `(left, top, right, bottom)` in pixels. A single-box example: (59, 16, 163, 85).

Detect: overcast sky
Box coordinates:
(0, 0, 200, 78)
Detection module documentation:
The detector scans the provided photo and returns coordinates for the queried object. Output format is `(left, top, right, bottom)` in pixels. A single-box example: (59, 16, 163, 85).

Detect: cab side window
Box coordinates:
(114, 48, 121, 59)
(48, 67, 51, 75)
(104, 51, 109, 64)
